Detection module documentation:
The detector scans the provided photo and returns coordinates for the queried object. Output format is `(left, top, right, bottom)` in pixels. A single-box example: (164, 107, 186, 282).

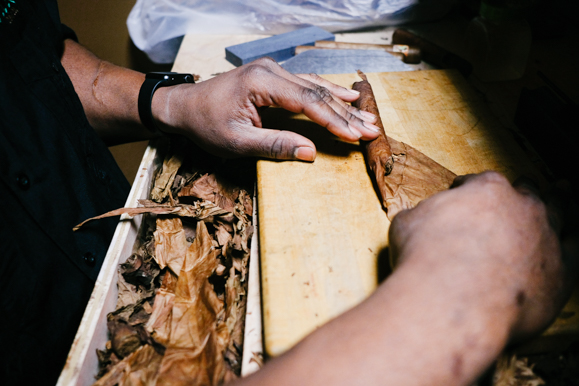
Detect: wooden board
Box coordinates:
(257, 69, 547, 357)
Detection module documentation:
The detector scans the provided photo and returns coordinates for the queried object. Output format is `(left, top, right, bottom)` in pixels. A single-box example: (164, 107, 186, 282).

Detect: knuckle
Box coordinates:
(254, 56, 277, 67)
(478, 170, 509, 185)
(301, 87, 323, 104)
(241, 62, 273, 82)
(261, 131, 292, 159)
(308, 73, 322, 82)
(315, 85, 334, 104)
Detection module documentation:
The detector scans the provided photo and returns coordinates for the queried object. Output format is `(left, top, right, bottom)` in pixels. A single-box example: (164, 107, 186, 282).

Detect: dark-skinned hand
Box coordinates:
(152, 57, 381, 161)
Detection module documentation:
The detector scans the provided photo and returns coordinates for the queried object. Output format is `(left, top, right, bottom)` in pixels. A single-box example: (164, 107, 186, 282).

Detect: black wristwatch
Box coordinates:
(138, 72, 195, 132)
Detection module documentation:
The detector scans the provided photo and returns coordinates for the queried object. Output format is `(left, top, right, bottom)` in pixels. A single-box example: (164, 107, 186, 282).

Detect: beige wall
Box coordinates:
(57, 0, 172, 183)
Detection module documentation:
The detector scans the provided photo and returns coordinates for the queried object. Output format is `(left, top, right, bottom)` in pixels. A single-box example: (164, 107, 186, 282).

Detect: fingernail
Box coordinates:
(294, 147, 316, 162)
(347, 88, 360, 95)
(348, 124, 363, 139)
(360, 110, 377, 122)
(362, 121, 381, 133)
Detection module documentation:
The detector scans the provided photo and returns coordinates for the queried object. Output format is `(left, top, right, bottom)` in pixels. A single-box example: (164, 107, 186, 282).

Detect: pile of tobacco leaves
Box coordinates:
(90, 139, 256, 386)
(474, 344, 579, 386)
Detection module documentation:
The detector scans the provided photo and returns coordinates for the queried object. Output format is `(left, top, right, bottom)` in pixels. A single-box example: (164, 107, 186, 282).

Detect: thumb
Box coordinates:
(235, 125, 317, 161)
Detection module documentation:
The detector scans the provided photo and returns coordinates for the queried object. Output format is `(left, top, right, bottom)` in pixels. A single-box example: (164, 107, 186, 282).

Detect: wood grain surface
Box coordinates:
(257, 70, 544, 357)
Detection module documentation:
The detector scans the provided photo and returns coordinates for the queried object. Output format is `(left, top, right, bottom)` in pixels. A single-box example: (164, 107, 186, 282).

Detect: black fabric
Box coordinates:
(0, 0, 130, 384)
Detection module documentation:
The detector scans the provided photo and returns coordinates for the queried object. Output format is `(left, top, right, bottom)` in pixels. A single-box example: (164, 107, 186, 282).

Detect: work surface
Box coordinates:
(172, 31, 579, 358)
(257, 69, 542, 356)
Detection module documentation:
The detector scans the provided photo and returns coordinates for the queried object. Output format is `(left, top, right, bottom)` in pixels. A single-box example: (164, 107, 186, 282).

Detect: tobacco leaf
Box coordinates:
(93, 344, 164, 386)
(380, 136, 456, 220)
(352, 71, 456, 221)
(179, 173, 252, 217)
(493, 354, 545, 386)
(146, 270, 179, 346)
(74, 201, 230, 231)
(117, 272, 149, 310)
(121, 254, 160, 291)
(223, 267, 246, 375)
(154, 217, 189, 275)
(151, 153, 184, 203)
(155, 220, 229, 385)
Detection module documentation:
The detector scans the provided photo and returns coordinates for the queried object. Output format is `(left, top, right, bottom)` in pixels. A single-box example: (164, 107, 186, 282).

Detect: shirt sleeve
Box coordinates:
(61, 23, 78, 42)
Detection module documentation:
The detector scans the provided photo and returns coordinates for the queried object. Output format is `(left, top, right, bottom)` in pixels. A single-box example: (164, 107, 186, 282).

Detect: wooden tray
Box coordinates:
(57, 140, 262, 385)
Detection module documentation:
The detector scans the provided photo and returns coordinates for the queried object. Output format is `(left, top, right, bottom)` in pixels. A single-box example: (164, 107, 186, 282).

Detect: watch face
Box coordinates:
(146, 72, 194, 84)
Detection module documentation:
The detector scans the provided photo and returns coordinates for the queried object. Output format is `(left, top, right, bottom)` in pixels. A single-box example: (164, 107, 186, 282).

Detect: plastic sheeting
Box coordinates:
(127, 0, 454, 63)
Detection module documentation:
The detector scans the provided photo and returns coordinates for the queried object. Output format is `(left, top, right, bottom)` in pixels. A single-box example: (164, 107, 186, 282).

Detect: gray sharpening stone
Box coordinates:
(281, 49, 414, 74)
(225, 26, 334, 66)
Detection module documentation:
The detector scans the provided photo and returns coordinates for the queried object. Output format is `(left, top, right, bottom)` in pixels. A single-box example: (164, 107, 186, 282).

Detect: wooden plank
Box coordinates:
(257, 70, 545, 357)
(57, 143, 162, 386)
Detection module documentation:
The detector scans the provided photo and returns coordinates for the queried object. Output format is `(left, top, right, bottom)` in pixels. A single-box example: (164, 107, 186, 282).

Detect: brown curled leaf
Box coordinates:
(352, 70, 456, 220)
(73, 201, 230, 231)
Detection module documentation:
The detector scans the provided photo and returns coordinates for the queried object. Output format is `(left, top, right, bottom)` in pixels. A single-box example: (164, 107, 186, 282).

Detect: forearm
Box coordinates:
(60, 39, 159, 146)
(239, 257, 515, 386)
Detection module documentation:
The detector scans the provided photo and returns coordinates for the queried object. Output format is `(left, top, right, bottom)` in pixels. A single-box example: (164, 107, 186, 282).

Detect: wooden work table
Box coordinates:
(172, 30, 579, 361)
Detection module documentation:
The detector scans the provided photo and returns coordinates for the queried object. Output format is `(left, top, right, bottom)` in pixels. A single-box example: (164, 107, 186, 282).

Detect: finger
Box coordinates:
(225, 123, 317, 161)
(256, 72, 377, 142)
(259, 64, 379, 135)
(449, 174, 478, 189)
(296, 73, 364, 103)
(290, 73, 380, 125)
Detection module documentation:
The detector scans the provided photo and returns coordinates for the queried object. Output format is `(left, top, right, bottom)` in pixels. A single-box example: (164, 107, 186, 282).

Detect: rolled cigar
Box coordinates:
(351, 70, 394, 176)
(314, 40, 421, 64)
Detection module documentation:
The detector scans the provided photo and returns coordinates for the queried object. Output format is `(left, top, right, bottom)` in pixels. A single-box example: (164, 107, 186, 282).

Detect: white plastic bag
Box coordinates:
(127, 0, 454, 63)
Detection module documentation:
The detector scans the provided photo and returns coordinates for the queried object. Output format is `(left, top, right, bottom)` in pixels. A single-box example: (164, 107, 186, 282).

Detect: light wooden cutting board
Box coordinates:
(257, 69, 550, 357)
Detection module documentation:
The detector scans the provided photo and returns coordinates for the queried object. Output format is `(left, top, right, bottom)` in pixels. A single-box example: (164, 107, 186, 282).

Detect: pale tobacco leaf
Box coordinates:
(151, 153, 184, 203)
(156, 221, 228, 385)
(170, 220, 222, 349)
(146, 270, 179, 347)
(74, 201, 230, 231)
(73, 207, 180, 231)
(93, 344, 163, 386)
(154, 218, 188, 275)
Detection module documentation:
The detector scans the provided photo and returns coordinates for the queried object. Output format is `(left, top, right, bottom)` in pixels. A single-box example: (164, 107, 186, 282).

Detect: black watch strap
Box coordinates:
(138, 72, 195, 132)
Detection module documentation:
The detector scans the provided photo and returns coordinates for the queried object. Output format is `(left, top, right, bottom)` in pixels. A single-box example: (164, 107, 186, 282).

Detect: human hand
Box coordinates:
(389, 171, 578, 342)
(152, 58, 380, 161)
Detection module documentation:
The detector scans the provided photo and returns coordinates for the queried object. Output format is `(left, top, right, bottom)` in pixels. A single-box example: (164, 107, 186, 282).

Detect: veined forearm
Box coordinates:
(60, 39, 158, 146)
(237, 257, 513, 386)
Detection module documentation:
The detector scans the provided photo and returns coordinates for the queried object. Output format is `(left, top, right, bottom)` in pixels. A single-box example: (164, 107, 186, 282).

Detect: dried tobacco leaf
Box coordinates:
(352, 71, 456, 221)
(223, 267, 246, 375)
(151, 153, 184, 203)
(74, 201, 230, 231)
(493, 354, 545, 386)
(121, 254, 160, 291)
(179, 173, 253, 217)
(154, 218, 188, 275)
(146, 270, 179, 346)
(155, 220, 228, 385)
(93, 344, 164, 386)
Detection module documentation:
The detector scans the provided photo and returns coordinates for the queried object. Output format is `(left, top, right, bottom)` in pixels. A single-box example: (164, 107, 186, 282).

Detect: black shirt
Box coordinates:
(0, 0, 130, 384)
